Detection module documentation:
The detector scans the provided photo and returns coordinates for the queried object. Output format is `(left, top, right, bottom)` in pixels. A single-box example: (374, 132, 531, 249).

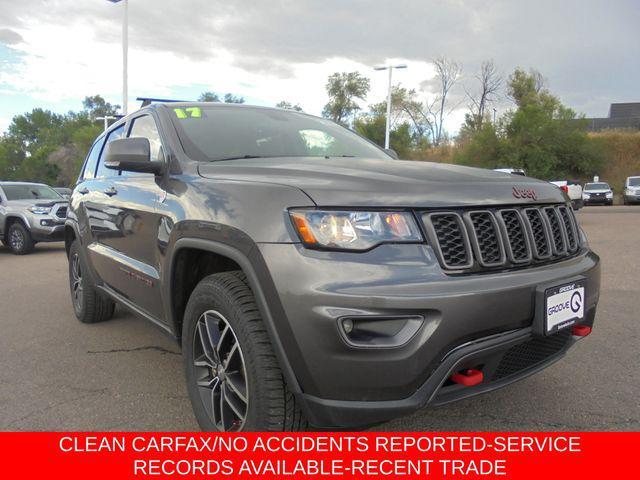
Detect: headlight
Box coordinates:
(28, 206, 52, 215)
(289, 209, 423, 251)
(606, 192, 613, 197)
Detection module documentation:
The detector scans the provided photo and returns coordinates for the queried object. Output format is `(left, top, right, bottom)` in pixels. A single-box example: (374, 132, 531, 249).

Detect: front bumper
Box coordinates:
(30, 222, 65, 242)
(624, 193, 640, 204)
(22, 211, 66, 242)
(583, 196, 612, 205)
(257, 243, 600, 428)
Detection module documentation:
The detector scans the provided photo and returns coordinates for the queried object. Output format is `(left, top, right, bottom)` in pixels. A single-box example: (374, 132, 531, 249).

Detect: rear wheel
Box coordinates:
(68, 240, 115, 323)
(183, 271, 308, 431)
(7, 222, 34, 255)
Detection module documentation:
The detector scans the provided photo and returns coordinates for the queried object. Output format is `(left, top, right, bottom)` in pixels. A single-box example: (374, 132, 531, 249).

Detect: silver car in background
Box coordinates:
(0, 182, 68, 254)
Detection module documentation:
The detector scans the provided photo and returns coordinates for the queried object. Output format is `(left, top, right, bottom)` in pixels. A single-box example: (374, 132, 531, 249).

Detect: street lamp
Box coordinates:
(374, 64, 407, 149)
(96, 116, 116, 131)
(107, 0, 128, 115)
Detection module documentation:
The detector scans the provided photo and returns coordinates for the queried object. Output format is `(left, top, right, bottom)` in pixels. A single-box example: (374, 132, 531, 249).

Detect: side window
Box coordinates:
(80, 136, 106, 181)
(95, 124, 125, 179)
(128, 115, 162, 162)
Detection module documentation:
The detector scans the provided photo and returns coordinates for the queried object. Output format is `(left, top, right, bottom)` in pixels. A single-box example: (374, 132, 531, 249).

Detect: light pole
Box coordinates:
(108, 0, 128, 115)
(493, 107, 497, 124)
(374, 64, 407, 149)
(96, 116, 116, 131)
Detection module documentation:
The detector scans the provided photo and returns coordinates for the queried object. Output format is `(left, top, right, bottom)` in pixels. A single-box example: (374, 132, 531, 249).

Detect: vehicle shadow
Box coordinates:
(0, 241, 66, 256)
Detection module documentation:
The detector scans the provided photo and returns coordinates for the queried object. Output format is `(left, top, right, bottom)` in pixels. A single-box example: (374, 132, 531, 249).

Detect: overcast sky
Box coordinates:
(0, 0, 638, 134)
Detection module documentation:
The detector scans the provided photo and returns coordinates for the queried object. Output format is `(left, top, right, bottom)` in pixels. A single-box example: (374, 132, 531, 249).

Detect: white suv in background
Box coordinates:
(623, 176, 640, 205)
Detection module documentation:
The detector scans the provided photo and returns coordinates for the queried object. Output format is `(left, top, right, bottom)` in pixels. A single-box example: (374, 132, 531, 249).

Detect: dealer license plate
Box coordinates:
(544, 281, 585, 334)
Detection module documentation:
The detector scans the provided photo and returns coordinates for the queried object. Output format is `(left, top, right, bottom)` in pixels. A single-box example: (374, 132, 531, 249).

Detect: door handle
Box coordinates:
(78, 187, 89, 195)
(103, 186, 118, 197)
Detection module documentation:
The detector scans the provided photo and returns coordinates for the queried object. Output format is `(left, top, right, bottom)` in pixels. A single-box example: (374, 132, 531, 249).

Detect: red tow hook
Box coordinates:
(450, 369, 484, 387)
(572, 324, 592, 337)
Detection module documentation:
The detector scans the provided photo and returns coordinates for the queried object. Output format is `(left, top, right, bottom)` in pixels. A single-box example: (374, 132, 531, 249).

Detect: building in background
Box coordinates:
(585, 103, 640, 132)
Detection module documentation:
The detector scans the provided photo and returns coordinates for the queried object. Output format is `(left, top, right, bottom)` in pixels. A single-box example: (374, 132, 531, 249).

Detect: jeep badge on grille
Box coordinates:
(512, 186, 538, 200)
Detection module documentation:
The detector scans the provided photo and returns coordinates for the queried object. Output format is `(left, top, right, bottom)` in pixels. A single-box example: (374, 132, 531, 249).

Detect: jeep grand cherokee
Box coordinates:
(65, 103, 600, 431)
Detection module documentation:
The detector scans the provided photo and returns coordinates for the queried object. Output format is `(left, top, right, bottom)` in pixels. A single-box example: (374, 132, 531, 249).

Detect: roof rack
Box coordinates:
(136, 97, 187, 107)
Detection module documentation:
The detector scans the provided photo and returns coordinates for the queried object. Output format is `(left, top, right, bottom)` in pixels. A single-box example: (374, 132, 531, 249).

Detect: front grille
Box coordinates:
(55, 206, 67, 219)
(425, 213, 472, 269)
(498, 209, 530, 263)
(422, 204, 580, 273)
(523, 208, 552, 259)
(543, 207, 566, 255)
(466, 211, 504, 266)
(492, 329, 572, 381)
(558, 206, 578, 252)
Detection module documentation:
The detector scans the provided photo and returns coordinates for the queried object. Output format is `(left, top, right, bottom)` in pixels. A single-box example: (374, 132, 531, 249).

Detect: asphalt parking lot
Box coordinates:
(1, 206, 638, 431)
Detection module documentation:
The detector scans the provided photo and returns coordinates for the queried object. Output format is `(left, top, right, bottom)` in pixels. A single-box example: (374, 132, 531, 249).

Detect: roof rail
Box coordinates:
(136, 97, 187, 107)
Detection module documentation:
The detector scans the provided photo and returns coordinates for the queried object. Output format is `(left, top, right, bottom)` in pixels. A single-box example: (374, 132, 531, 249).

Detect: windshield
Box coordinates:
(628, 177, 640, 187)
(584, 183, 610, 191)
(1, 184, 62, 201)
(169, 105, 390, 162)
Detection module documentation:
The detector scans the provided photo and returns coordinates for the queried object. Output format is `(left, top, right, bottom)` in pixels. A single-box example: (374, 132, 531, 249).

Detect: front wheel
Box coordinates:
(7, 222, 34, 255)
(183, 271, 308, 431)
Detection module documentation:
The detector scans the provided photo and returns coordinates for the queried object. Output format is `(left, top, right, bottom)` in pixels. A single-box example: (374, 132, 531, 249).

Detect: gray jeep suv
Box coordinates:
(65, 103, 600, 431)
(0, 182, 68, 254)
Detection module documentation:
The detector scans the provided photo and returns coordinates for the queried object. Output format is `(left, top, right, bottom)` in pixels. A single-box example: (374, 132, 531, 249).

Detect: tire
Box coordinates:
(7, 221, 34, 255)
(68, 240, 115, 323)
(183, 271, 308, 432)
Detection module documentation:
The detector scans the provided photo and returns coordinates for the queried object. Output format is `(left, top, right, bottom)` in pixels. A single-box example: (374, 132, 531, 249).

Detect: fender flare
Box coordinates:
(167, 237, 302, 395)
(3, 213, 31, 233)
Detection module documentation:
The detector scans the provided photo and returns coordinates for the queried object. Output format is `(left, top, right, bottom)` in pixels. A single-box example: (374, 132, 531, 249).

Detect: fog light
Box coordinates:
(337, 315, 425, 348)
(341, 318, 354, 334)
(40, 219, 54, 227)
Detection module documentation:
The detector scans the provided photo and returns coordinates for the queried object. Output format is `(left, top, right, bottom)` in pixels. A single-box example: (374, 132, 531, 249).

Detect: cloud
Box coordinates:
(0, 0, 638, 124)
(0, 28, 23, 45)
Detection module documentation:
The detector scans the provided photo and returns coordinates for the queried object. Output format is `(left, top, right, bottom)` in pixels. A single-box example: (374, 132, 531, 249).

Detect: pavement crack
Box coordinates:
(87, 345, 180, 356)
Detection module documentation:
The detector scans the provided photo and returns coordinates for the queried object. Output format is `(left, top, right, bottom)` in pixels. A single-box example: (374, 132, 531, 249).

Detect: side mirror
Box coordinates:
(384, 148, 399, 159)
(104, 137, 164, 175)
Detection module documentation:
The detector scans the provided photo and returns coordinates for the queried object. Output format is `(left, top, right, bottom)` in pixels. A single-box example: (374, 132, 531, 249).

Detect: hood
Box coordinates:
(198, 157, 565, 207)
(6, 199, 68, 208)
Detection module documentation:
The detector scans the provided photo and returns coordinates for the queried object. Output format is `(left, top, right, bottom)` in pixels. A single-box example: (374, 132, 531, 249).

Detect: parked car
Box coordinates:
(550, 180, 583, 210)
(54, 187, 73, 199)
(494, 168, 526, 176)
(623, 176, 640, 205)
(66, 103, 600, 431)
(0, 182, 68, 254)
(582, 182, 613, 206)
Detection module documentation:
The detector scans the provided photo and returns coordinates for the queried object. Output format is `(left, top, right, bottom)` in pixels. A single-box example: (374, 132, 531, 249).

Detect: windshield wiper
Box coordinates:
(211, 155, 266, 162)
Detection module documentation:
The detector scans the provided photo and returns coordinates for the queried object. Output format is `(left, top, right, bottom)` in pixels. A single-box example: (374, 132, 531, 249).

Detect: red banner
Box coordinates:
(1, 432, 637, 478)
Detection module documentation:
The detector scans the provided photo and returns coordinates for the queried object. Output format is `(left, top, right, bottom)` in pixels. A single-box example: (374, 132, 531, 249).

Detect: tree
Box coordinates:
(507, 68, 547, 108)
(223, 93, 245, 104)
(322, 72, 370, 125)
(198, 91, 220, 102)
(354, 112, 414, 159)
(276, 101, 303, 112)
(464, 60, 502, 131)
(455, 68, 604, 179)
(422, 57, 462, 146)
(82, 95, 120, 117)
(198, 91, 244, 103)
